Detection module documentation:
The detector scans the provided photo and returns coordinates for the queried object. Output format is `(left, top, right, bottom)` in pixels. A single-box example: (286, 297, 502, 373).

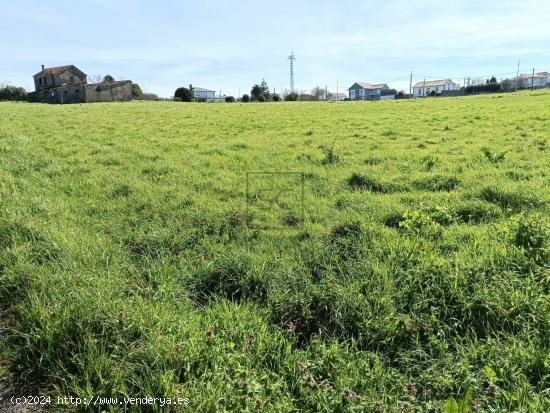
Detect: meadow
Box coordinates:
(0, 91, 548, 412)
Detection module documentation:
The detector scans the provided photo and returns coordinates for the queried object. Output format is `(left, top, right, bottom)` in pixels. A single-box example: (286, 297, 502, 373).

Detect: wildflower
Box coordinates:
(484, 384, 501, 395)
(285, 321, 297, 333)
(404, 383, 418, 397)
(342, 388, 367, 403)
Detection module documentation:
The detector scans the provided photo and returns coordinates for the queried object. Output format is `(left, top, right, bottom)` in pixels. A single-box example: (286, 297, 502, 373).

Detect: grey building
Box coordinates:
(348, 82, 392, 100)
(190, 86, 216, 100)
(28, 65, 133, 104)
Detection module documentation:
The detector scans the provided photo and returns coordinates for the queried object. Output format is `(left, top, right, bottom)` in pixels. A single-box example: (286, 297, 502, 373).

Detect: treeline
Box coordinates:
(173, 79, 299, 103)
(0, 85, 27, 101)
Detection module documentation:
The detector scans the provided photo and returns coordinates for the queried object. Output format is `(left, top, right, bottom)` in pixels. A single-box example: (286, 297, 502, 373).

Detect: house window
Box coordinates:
(39, 78, 42, 86)
(70, 76, 75, 83)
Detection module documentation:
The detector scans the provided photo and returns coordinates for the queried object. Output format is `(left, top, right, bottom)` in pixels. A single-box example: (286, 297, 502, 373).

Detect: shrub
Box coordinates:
(225, 96, 235, 103)
(242, 94, 250, 103)
(174, 87, 192, 102)
(285, 92, 298, 101)
(413, 175, 460, 192)
(256, 95, 266, 103)
(131, 83, 143, 98)
(0, 85, 27, 101)
(272, 94, 281, 102)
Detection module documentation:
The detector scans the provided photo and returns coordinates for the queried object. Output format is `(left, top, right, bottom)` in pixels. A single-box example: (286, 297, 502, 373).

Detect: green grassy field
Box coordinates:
(0, 92, 549, 412)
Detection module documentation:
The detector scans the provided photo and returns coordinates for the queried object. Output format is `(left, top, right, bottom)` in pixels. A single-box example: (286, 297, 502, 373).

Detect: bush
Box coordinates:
(465, 83, 502, 95)
(242, 94, 250, 103)
(272, 94, 281, 102)
(0, 85, 27, 101)
(174, 87, 192, 102)
(225, 96, 235, 103)
(131, 83, 143, 99)
(285, 92, 298, 101)
(257, 95, 266, 103)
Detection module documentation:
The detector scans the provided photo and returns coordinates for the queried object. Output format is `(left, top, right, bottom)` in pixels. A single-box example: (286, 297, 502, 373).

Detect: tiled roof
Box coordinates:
(357, 82, 387, 89)
(413, 79, 453, 88)
(192, 87, 215, 92)
(34, 65, 74, 77)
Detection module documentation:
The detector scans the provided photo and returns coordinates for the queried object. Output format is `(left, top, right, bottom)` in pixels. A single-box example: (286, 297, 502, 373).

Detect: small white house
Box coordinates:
(413, 79, 458, 97)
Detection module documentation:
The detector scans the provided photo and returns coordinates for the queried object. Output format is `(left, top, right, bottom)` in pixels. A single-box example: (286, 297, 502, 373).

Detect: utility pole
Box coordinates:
(409, 72, 413, 96)
(336, 79, 339, 99)
(531, 68, 535, 90)
(325, 85, 328, 101)
(515, 60, 521, 91)
(423, 78, 426, 97)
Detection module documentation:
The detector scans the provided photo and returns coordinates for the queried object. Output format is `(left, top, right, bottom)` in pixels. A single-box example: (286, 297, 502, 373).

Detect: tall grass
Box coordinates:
(0, 91, 549, 412)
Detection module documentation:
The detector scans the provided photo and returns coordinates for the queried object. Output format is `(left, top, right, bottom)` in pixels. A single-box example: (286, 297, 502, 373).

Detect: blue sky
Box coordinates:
(1, 0, 550, 97)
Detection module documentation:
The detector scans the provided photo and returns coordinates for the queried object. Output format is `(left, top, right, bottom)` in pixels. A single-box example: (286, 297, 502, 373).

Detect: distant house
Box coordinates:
(348, 83, 392, 100)
(514, 72, 550, 88)
(328, 92, 347, 101)
(190, 86, 216, 100)
(413, 79, 458, 97)
(28, 64, 132, 104)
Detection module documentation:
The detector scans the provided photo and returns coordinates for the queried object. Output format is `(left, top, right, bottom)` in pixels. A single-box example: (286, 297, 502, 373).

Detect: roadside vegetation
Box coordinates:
(0, 91, 548, 412)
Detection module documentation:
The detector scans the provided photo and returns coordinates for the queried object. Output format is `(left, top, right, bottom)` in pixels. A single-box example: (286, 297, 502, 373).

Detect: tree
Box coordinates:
(272, 94, 281, 102)
(225, 96, 235, 103)
(174, 87, 192, 102)
(131, 83, 143, 98)
(0, 85, 27, 101)
(251, 84, 263, 101)
(260, 79, 271, 101)
(311, 86, 325, 100)
(284, 92, 298, 101)
(103, 75, 115, 82)
(251, 79, 271, 101)
(489, 76, 497, 84)
(242, 94, 250, 102)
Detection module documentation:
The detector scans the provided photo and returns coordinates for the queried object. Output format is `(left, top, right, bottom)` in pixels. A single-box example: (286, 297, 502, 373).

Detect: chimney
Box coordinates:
(41, 64, 45, 72)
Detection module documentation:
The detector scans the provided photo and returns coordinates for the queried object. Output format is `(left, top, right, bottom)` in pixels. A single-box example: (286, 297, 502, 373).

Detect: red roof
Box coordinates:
(33, 65, 86, 77)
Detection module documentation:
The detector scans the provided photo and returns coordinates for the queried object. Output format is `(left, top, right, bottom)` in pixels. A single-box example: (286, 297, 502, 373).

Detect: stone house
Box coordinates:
(29, 65, 133, 104)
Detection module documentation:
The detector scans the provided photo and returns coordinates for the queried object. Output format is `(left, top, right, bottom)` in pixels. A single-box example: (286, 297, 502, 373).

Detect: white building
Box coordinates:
(515, 72, 550, 89)
(413, 79, 458, 97)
